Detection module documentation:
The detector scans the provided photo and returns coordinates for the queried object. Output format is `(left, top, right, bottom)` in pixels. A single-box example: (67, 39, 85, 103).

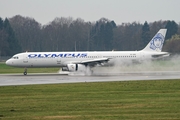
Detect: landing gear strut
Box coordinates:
(24, 68, 27, 75)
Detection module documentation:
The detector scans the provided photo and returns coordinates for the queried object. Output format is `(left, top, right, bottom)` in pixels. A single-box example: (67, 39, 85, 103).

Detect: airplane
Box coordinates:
(6, 29, 169, 75)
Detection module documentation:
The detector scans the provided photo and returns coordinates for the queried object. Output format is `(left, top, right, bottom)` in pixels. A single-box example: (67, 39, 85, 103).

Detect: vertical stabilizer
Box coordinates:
(142, 29, 167, 52)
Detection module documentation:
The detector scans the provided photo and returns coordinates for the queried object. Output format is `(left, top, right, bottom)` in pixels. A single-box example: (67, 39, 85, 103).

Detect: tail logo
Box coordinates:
(150, 33, 164, 51)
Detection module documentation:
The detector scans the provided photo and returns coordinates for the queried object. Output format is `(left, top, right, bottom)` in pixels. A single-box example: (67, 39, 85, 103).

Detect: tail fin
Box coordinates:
(142, 29, 167, 52)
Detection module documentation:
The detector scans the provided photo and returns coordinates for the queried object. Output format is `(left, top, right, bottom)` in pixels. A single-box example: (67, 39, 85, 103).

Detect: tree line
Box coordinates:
(0, 15, 180, 56)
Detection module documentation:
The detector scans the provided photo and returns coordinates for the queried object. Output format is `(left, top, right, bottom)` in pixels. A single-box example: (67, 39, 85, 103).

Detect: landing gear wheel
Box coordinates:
(24, 68, 27, 75)
(24, 72, 27, 75)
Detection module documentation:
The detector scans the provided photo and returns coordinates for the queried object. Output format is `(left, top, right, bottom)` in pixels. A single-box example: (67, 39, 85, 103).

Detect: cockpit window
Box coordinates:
(12, 56, 19, 59)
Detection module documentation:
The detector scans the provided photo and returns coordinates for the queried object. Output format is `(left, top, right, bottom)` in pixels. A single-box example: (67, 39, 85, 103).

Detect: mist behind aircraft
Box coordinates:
(92, 55, 180, 75)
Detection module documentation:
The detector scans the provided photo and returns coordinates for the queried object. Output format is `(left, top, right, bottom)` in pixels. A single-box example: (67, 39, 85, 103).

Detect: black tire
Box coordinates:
(24, 72, 27, 75)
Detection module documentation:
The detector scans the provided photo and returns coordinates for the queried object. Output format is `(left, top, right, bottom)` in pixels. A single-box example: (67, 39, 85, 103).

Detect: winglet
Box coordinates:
(142, 29, 167, 52)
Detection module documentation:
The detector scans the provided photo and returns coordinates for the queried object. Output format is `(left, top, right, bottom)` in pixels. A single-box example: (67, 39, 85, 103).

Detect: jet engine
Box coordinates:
(62, 64, 92, 75)
(66, 64, 86, 72)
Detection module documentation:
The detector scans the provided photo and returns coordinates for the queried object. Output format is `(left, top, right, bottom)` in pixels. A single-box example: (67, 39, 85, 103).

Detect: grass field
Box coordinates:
(0, 80, 180, 120)
(0, 62, 59, 74)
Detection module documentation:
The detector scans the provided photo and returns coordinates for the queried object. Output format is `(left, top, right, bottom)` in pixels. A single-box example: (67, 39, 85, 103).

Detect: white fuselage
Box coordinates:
(5, 51, 168, 68)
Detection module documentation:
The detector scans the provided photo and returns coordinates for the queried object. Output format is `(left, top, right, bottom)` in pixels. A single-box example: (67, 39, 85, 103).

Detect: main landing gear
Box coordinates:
(24, 68, 27, 75)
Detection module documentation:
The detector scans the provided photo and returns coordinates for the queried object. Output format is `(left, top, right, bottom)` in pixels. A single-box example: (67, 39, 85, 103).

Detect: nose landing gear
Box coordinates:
(24, 68, 27, 75)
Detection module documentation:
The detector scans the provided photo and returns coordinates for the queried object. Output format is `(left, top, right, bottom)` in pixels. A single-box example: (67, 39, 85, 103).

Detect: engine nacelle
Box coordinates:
(67, 64, 86, 72)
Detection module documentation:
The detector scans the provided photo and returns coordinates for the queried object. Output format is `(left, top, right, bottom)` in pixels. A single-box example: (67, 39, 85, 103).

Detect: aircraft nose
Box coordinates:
(6, 59, 12, 66)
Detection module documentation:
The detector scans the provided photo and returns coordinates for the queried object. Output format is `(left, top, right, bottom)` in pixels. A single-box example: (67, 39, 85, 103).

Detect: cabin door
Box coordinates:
(140, 52, 146, 61)
(57, 57, 61, 64)
(23, 55, 28, 63)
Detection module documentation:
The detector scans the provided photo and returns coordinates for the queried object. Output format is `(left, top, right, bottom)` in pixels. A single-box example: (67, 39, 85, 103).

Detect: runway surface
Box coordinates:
(1, 71, 180, 86)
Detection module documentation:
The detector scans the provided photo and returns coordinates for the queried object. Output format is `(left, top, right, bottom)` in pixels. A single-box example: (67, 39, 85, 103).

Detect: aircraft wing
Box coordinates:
(71, 58, 110, 66)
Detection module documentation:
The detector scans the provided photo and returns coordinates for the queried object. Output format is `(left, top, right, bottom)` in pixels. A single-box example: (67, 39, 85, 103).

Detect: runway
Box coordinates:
(1, 71, 180, 86)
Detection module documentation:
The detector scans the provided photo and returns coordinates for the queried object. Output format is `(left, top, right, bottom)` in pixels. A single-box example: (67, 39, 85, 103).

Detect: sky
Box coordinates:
(0, 0, 180, 25)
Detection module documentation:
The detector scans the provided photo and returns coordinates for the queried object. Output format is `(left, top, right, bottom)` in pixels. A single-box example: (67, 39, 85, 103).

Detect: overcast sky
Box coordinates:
(0, 0, 180, 25)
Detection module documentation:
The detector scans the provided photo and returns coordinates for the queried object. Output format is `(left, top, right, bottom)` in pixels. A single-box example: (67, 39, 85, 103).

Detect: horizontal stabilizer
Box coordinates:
(151, 52, 169, 58)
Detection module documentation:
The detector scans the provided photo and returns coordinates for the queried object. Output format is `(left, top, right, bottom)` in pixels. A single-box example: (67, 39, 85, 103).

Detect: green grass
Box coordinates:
(0, 62, 60, 74)
(0, 80, 180, 120)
